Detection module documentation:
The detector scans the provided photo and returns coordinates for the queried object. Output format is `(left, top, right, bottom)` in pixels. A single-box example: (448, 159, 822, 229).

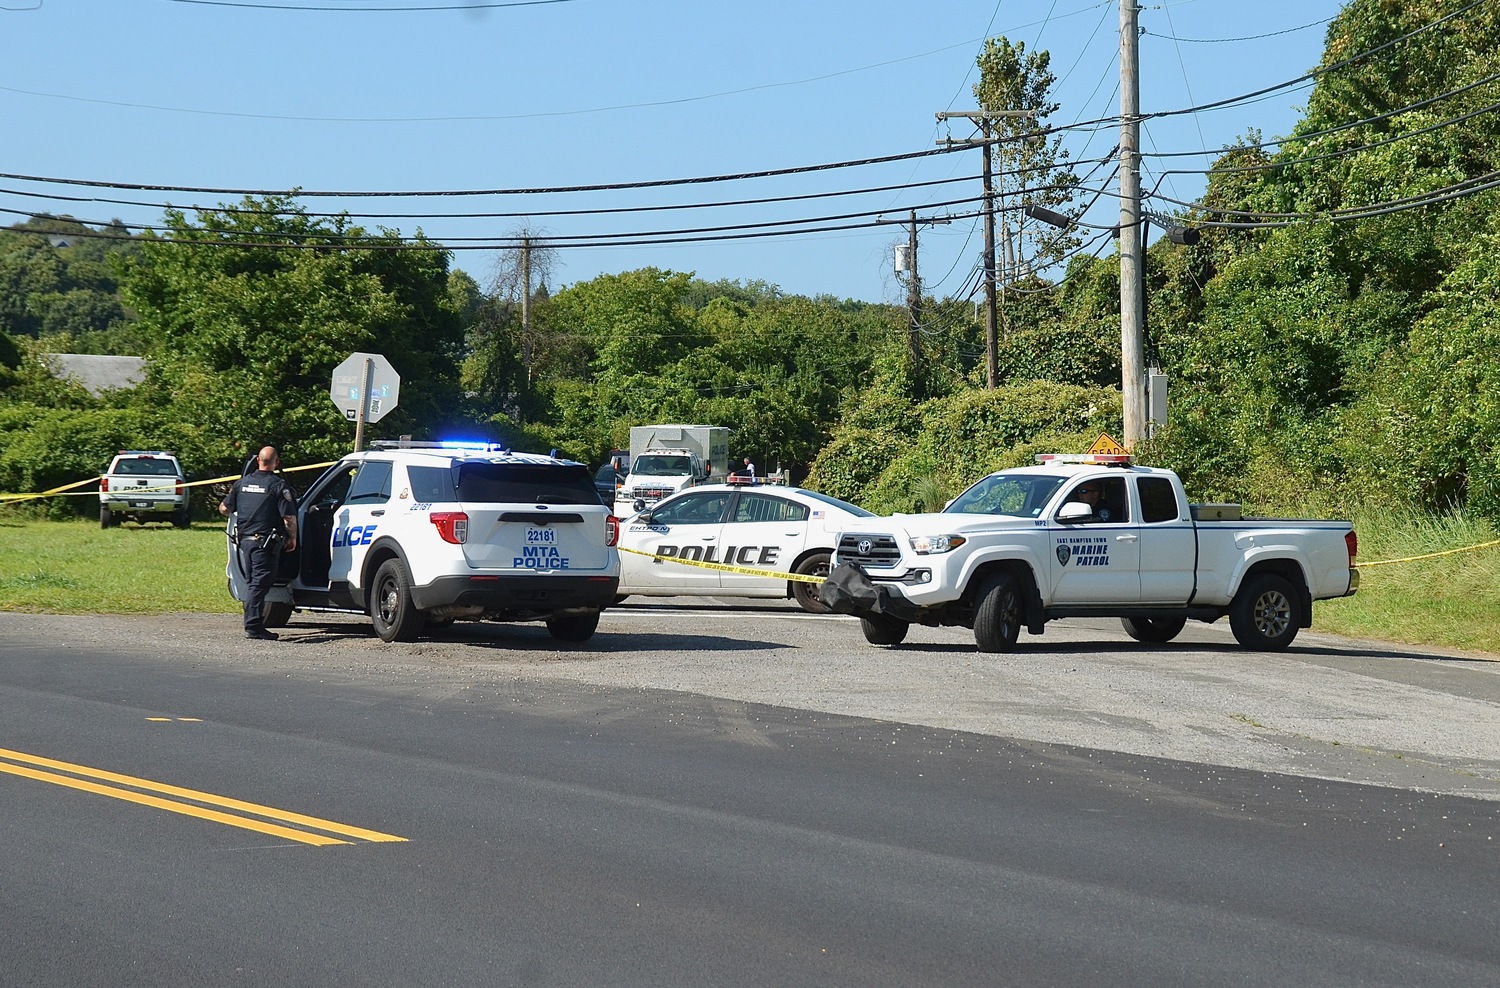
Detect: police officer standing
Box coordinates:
(219, 446, 298, 640)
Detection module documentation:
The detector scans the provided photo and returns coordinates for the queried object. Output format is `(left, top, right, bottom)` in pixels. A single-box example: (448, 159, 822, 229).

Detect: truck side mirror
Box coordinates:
(1057, 502, 1092, 523)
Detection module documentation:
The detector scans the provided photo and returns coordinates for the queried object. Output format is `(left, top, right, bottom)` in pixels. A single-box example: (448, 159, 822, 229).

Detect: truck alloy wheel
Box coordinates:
(1229, 574, 1301, 650)
(974, 574, 1022, 653)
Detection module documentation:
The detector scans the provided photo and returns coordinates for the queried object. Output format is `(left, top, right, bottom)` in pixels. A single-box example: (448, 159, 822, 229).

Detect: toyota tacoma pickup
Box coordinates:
(817, 454, 1359, 652)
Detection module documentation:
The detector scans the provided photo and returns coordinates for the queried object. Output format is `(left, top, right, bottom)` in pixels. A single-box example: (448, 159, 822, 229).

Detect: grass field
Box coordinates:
(0, 518, 238, 614)
(1, 513, 1497, 655)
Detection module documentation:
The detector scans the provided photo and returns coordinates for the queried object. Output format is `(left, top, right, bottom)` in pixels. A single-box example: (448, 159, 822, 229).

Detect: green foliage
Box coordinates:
(117, 197, 466, 479)
(973, 36, 1080, 268)
(1337, 235, 1500, 517)
(803, 426, 907, 504)
(0, 405, 186, 518)
(810, 381, 1122, 511)
(0, 218, 140, 345)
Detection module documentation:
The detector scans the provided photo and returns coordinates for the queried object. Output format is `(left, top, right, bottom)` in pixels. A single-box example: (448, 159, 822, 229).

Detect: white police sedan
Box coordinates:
(616, 481, 874, 612)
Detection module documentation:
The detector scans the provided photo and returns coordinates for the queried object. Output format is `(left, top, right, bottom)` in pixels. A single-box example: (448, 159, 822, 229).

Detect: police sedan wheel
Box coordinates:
(371, 559, 427, 643)
(791, 551, 833, 614)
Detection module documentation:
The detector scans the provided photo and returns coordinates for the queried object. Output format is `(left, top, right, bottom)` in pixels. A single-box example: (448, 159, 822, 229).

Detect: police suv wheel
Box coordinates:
(546, 610, 601, 643)
(262, 600, 293, 629)
(100, 507, 111, 530)
(1229, 573, 1301, 651)
(371, 558, 427, 643)
(791, 551, 833, 614)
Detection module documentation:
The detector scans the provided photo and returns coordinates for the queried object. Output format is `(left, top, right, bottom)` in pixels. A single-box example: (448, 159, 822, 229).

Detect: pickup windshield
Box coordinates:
(632, 455, 692, 476)
(945, 473, 1067, 518)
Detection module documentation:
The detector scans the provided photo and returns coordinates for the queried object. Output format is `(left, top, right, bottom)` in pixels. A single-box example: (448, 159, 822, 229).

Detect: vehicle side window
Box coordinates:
(308, 465, 357, 508)
(734, 494, 808, 524)
(408, 465, 456, 503)
(346, 461, 393, 504)
(651, 492, 731, 526)
(1137, 476, 1181, 523)
(1064, 477, 1130, 523)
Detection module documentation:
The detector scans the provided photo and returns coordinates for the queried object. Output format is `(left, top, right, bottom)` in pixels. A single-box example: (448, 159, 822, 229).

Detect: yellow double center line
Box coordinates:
(0, 746, 406, 847)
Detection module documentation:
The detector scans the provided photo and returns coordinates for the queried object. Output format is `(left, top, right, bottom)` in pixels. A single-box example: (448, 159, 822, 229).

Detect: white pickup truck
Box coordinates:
(98, 450, 191, 529)
(817, 454, 1359, 652)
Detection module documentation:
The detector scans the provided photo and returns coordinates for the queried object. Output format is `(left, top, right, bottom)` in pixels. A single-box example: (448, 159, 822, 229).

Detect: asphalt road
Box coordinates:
(2, 604, 1498, 986)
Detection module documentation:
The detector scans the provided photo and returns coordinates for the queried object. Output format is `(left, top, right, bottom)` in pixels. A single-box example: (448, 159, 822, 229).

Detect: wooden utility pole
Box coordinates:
(905, 211, 922, 369)
(980, 121, 999, 389)
(520, 237, 533, 386)
(1119, 0, 1146, 447)
(876, 210, 950, 393)
(937, 110, 1035, 390)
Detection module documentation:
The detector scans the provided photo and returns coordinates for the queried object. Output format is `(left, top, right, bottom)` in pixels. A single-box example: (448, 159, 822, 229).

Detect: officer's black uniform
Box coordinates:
(223, 468, 296, 638)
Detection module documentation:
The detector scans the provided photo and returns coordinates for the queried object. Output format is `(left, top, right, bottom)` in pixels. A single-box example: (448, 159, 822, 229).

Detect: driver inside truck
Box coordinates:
(1068, 478, 1126, 523)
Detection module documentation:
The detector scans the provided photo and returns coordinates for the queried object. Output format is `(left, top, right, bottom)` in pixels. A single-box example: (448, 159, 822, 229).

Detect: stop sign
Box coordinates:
(331, 352, 400, 423)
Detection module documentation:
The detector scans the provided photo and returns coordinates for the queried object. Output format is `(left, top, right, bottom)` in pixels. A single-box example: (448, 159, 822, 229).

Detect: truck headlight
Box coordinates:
(910, 534, 966, 554)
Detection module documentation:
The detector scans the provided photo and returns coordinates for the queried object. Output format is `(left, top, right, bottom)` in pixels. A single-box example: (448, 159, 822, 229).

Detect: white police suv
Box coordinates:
(227, 442, 620, 643)
(617, 481, 873, 612)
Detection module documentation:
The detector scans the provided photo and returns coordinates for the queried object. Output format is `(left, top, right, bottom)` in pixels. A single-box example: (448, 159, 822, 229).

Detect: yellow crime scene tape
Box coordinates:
(1353, 538, 1500, 569)
(617, 544, 825, 584)
(0, 461, 337, 506)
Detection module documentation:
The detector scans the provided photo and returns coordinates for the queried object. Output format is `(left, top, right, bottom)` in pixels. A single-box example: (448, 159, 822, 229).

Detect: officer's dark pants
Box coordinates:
(240, 537, 282, 633)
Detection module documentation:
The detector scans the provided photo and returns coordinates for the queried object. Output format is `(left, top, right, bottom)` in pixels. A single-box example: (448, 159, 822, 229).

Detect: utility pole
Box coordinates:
(1119, 0, 1146, 447)
(878, 210, 951, 382)
(520, 237, 533, 386)
(937, 110, 1035, 390)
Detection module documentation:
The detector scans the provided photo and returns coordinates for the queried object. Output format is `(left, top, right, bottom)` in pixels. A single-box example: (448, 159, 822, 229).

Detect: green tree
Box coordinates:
(972, 36, 1080, 281)
(118, 196, 465, 476)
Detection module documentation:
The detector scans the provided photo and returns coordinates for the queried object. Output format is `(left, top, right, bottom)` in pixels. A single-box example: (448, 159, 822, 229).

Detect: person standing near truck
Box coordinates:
(220, 446, 298, 640)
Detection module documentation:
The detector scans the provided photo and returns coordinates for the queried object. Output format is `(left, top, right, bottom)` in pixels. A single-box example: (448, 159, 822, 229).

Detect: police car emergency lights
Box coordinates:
(1033, 453, 1134, 466)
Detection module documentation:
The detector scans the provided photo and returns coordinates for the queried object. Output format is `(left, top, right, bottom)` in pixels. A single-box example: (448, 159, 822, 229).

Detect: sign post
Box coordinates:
(331, 352, 400, 451)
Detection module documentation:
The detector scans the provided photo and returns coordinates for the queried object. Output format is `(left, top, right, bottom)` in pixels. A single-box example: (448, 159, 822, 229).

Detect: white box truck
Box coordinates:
(616, 424, 730, 513)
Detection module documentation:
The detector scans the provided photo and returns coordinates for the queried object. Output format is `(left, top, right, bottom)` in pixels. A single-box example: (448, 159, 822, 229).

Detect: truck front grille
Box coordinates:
(836, 533, 902, 567)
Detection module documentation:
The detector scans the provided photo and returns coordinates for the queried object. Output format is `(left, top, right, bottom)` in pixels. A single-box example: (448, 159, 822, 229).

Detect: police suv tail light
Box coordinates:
(99, 477, 109, 492)
(911, 534, 967, 554)
(605, 515, 620, 547)
(430, 511, 468, 544)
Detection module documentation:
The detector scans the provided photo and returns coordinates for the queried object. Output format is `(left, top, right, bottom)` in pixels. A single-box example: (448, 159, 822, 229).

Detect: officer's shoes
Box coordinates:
(244, 629, 279, 641)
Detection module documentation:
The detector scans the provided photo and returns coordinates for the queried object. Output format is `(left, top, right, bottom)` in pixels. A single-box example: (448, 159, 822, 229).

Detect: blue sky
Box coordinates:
(5, 0, 1346, 304)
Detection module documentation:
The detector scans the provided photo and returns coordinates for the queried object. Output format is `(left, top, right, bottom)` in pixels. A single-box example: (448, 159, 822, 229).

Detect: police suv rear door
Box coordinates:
(455, 460, 613, 574)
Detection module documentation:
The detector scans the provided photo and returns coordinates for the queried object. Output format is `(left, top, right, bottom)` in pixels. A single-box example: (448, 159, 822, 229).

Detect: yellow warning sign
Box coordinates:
(1088, 434, 1129, 456)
